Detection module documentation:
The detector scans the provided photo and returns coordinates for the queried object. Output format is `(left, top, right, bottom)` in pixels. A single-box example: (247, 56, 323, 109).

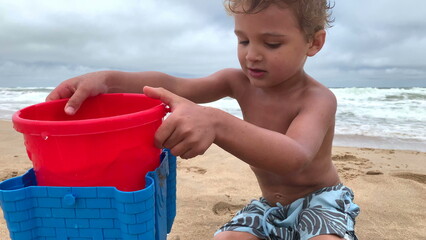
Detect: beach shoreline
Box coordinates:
(333, 134, 426, 153)
(1, 120, 425, 239)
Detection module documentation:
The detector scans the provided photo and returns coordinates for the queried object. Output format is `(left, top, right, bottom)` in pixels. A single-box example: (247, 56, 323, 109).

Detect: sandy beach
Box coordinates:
(0, 120, 425, 239)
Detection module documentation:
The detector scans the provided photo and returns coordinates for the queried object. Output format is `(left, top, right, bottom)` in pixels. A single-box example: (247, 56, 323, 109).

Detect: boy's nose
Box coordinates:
(245, 46, 263, 62)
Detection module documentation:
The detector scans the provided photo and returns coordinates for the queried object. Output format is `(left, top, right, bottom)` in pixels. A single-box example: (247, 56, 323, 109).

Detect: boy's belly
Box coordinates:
(251, 165, 340, 206)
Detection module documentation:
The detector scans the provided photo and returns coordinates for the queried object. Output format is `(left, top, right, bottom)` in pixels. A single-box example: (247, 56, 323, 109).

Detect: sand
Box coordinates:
(0, 120, 425, 239)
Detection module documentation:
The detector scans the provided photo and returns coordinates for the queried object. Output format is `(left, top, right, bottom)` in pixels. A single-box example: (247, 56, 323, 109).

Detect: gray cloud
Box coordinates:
(0, 0, 425, 87)
(0, 0, 237, 87)
(306, 0, 426, 86)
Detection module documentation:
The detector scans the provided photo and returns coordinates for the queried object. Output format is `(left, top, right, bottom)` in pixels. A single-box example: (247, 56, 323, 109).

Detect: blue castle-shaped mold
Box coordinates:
(0, 150, 176, 240)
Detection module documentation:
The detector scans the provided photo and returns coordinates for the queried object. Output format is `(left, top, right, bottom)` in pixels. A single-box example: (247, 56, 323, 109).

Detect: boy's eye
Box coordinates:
(266, 43, 282, 49)
(239, 40, 249, 46)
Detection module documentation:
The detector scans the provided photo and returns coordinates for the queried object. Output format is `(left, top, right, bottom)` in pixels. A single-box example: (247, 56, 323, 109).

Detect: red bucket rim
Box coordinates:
(12, 93, 167, 136)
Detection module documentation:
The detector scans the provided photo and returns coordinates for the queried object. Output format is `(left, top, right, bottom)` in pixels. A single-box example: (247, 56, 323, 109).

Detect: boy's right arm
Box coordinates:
(46, 71, 113, 115)
(46, 69, 238, 115)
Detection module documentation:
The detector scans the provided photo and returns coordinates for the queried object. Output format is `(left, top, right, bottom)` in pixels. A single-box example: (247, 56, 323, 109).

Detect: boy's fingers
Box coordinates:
(154, 116, 178, 148)
(45, 91, 59, 102)
(143, 86, 182, 111)
(64, 88, 91, 115)
(45, 84, 74, 102)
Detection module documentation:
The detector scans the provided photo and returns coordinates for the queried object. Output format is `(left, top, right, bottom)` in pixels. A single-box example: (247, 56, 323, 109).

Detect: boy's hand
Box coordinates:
(144, 86, 216, 159)
(45, 72, 109, 115)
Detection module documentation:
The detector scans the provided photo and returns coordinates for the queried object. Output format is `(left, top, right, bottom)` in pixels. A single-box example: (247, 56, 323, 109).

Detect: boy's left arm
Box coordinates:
(145, 86, 337, 175)
(214, 88, 337, 175)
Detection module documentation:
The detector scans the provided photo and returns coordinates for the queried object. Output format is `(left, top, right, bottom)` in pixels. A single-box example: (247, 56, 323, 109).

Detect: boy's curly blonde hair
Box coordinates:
(224, 0, 334, 40)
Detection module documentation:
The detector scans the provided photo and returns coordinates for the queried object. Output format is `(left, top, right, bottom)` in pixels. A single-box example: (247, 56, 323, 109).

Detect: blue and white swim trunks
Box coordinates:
(215, 184, 360, 240)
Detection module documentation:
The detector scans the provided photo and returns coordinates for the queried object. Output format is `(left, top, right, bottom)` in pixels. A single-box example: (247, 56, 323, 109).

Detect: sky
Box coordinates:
(0, 0, 425, 88)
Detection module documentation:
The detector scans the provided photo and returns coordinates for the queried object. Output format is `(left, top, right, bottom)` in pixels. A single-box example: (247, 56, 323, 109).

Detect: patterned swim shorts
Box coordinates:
(215, 184, 360, 240)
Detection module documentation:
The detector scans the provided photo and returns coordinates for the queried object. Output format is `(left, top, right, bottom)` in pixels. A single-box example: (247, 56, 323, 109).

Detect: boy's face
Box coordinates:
(234, 4, 313, 88)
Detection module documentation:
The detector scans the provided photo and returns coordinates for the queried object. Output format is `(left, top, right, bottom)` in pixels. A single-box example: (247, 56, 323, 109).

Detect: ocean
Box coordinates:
(1, 87, 425, 152)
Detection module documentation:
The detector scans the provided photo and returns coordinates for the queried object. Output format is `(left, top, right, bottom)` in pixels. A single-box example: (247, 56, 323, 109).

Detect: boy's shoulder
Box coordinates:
(301, 79, 337, 112)
(208, 68, 247, 87)
(305, 79, 335, 99)
(212, 68, 250, 96)
(216, 68, 247, 80)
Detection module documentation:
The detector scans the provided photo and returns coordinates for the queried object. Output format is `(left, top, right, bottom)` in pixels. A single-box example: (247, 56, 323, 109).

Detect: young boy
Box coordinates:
(47, 0, 359, 239)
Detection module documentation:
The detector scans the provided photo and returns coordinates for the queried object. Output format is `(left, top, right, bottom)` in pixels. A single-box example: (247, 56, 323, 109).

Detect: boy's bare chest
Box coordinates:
(239, 98, 300, 133)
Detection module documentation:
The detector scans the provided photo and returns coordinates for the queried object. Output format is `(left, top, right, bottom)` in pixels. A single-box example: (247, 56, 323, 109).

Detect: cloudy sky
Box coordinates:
(0, 0, 425, 88)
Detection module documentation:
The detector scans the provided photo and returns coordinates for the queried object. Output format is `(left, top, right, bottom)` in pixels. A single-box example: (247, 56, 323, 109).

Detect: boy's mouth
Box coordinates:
(247, 68, 266, 78)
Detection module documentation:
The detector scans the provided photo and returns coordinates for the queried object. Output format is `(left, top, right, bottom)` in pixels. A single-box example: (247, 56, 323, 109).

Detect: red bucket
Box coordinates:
(12, 93, 167, 191)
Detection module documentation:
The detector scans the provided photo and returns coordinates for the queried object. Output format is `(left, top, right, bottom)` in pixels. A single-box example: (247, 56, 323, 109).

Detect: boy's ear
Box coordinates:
(307, 30, 326, 57)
